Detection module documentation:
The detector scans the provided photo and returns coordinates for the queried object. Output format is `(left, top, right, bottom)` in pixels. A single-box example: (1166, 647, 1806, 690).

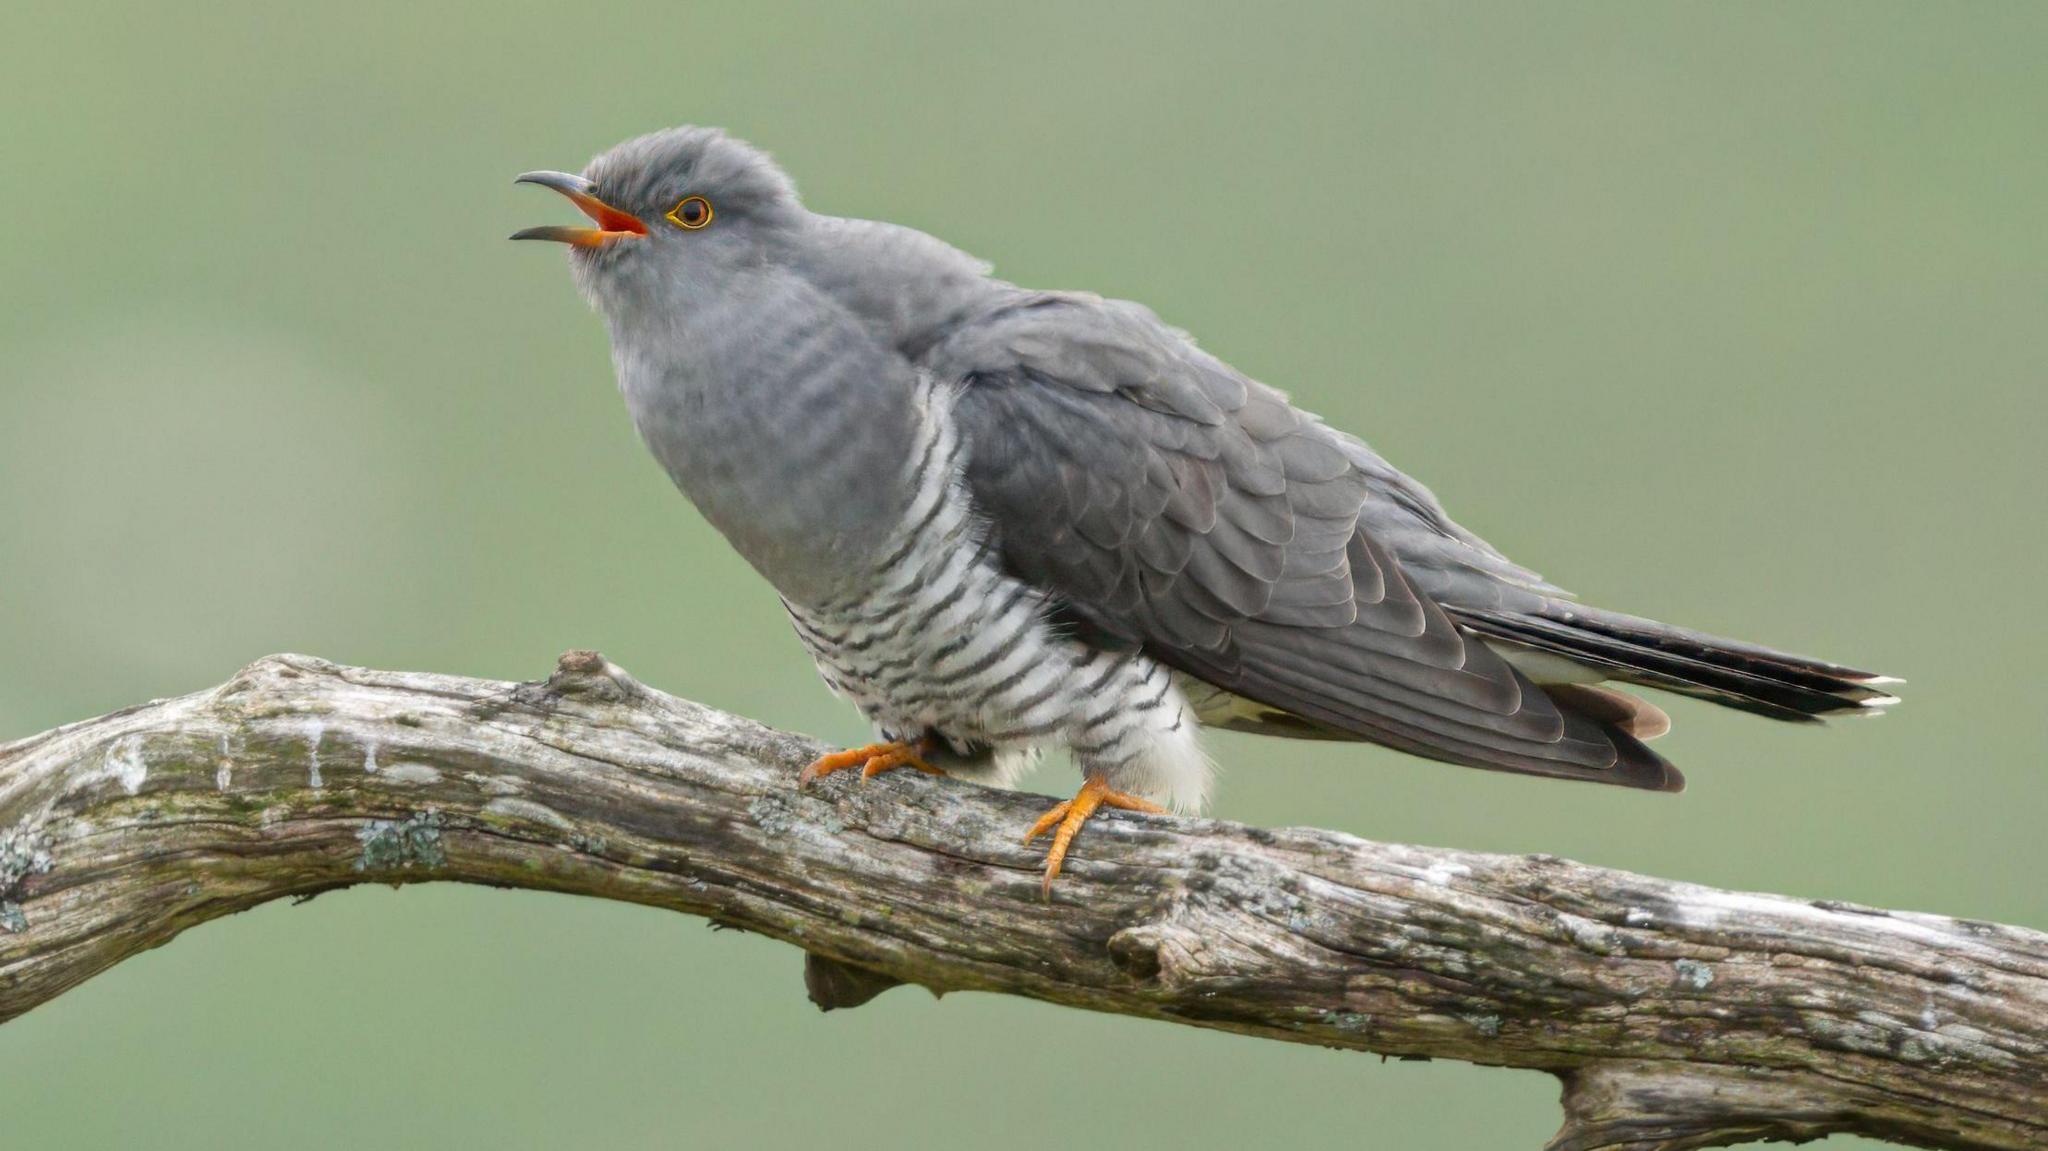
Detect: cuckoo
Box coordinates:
(513, 127, 1898, 892)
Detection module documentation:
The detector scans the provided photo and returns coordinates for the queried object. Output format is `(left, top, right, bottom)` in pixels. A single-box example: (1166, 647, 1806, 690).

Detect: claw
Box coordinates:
(798, 740, 942, 788)
(1023, 777, 1166, 896)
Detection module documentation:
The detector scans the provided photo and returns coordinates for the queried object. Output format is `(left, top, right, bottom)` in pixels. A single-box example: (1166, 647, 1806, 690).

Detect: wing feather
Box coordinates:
(929, 291, 1679, 791)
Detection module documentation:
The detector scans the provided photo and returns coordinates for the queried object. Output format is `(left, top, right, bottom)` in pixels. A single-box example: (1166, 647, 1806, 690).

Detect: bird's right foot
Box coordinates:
(797, 740, 946, 788)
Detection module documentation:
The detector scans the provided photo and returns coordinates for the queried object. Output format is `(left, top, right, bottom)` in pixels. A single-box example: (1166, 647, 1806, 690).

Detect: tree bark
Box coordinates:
(1, 652, 2041, 1150)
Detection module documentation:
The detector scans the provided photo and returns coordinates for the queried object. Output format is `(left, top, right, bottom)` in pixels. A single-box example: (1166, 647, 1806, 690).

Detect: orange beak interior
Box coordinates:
(512, 171, 649, 248)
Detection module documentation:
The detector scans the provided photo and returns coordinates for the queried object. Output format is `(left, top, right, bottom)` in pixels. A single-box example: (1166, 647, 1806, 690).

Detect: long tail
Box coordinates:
(1450, 601, 1901, 723)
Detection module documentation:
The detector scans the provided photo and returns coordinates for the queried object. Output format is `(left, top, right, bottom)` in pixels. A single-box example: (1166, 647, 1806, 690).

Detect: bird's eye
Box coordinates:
(666, 196, 713, 230)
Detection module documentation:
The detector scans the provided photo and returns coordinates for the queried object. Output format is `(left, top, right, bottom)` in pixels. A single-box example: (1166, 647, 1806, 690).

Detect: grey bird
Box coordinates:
(514, 127, 1899, 891)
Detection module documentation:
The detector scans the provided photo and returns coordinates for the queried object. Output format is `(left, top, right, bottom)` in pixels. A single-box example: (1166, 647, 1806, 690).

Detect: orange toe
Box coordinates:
(860, 745, 945, 779)
(1022, 800, 1074, 844)
(1023, 777, 1166, 896)
(799, 740, 944, 788)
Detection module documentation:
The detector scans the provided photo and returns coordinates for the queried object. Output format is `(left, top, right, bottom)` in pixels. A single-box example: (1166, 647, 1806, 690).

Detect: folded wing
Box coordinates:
(929, 292, 1681, 791)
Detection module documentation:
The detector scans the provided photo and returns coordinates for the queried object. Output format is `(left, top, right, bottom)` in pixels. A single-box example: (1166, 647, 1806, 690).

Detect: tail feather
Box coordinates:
(1454, 601, 1898, 723)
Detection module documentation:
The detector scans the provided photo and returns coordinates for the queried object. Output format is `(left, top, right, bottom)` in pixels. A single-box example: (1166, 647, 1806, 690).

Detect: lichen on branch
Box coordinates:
(0, 652, 2042, 1151)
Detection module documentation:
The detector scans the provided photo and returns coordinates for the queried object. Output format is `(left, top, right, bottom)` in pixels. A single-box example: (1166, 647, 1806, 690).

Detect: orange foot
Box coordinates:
(1022, 776, 1167, 896)
(797, 740, 945, 788)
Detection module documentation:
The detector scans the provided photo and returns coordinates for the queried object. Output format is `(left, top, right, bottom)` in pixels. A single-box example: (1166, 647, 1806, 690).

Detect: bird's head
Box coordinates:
(513, 126, 805, 313)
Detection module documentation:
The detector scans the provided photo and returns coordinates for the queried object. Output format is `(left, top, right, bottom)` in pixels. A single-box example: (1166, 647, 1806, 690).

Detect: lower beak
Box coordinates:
(511, 171, 648, 248)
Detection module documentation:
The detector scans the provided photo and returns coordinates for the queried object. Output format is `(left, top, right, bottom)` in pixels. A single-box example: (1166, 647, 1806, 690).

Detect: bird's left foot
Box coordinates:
(1023, 776, 1166, 896)
(798, 740, 945, 788)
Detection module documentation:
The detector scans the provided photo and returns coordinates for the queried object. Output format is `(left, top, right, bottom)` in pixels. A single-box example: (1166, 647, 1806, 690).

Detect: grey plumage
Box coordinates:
(516, 126, 1897, 815)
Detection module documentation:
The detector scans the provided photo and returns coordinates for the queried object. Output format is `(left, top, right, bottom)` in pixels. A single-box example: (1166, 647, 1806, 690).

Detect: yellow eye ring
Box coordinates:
(666, 196, 713, 230)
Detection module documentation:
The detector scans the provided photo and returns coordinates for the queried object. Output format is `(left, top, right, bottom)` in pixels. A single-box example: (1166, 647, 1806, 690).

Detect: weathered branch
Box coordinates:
(1, 653, 2041, 1150)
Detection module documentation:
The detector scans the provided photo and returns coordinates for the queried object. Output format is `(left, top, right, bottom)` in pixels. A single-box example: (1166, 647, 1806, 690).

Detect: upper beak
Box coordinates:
(511, 171, 648, 247)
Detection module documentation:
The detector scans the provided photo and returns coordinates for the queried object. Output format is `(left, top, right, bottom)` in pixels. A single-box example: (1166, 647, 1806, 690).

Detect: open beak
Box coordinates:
(511, 171, 648, 248)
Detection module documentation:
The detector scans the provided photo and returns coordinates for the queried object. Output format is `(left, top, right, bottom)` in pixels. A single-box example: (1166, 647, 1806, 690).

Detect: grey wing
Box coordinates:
(930, 292, 1679, 790)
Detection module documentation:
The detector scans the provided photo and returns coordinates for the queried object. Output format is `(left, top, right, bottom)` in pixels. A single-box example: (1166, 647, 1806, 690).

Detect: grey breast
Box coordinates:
(611, 263, 931, 609)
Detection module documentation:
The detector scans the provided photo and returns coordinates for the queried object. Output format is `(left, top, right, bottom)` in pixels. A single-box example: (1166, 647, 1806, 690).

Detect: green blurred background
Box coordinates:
(2, 3, 2041, 1147)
